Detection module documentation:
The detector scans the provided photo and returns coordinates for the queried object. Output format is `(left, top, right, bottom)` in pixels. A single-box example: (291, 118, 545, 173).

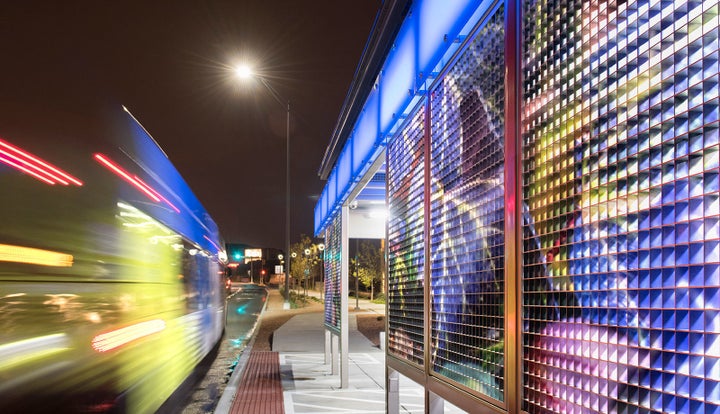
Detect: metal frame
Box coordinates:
(502, 0, 522, 411)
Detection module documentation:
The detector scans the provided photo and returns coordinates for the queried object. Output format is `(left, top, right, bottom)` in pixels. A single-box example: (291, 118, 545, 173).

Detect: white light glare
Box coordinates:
(235, 65, 253, 79)
(368, 209, 387, 219)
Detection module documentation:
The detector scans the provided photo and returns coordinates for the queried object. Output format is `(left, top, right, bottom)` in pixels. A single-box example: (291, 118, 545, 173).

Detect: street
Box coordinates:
(179, 283, 267, 413)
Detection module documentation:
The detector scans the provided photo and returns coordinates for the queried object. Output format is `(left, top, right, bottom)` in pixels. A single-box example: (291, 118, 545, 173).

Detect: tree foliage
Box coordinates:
(289, 234, 323, 285)
(354, 240, 382, 298)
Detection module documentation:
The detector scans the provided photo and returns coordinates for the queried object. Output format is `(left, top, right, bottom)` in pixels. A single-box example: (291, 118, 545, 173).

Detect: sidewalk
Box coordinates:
(216, 288, 392, 414)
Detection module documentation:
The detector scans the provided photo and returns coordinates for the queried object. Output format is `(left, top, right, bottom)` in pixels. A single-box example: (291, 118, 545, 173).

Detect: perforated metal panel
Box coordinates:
(387, 105, 426, 365)
(428, 3, 506, 400)
(324, 214, 343, 333)
(522, 1, 720, 413)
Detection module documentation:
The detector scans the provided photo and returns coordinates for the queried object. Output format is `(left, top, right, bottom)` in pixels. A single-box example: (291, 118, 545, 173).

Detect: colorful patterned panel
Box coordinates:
(387, 105, 426, 365)
(522, 0, 720, 413)
(428, 3, 506, 401)
(324, 214, 343, 333)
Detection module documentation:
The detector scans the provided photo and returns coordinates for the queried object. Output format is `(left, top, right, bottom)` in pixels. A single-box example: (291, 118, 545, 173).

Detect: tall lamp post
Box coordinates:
(316, 243, 325, 296)
(304, 248, 311, 300)
(235, 65, 292, 310)
(299, 242, 326, 302)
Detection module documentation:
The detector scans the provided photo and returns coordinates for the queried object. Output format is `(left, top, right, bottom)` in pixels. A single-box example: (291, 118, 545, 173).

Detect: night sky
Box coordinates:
(0, 1, 381, 249)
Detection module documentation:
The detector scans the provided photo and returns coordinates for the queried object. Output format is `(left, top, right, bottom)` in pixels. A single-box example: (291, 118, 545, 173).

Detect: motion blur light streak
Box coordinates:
(95, 154, 180, 213)
(0, 153, 55, 184)
(0, 334, 70, 370)
(0, 243, 74, 267)
(0, 138, 83, 185)
(203, 234, 221, 253)
(133, 175, 181, 213)
(91, 319, 167, 353)
(0, 107, 226, 413)
(93, 153, 162, 202)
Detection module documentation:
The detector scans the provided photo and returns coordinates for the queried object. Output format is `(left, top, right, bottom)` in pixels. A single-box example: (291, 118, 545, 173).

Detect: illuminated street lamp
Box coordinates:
(236, 65, 292, 309)
(277, 253, 285, 287)
(303, 248, 312, 299)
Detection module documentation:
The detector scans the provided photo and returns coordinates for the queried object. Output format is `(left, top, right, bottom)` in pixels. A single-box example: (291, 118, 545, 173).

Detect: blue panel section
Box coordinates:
(314, 198, 322, 234)
(328, 170, 337, 221)
(355, 188, 386, 201)
(380, 18, 417, 135)
(314, 0, 489, 234)
(337, 144, 352, 205)
(353, 93, 380, 177)
(417, 0, 490, 76)
(321, 189, 327, 221)
(315, 189, 328, 236)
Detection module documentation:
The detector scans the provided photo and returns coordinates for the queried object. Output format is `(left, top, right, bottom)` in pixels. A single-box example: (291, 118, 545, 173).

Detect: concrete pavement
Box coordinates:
(216, 288, 407, 414)
(271, 289, 391, 413)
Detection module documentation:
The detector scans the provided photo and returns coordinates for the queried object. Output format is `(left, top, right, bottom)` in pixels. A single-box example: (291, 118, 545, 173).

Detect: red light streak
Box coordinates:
(0, 153, 56, 184)
(133, 175, 180, 213)
(0, 138, 83, 186)
(93, 154, 161, 202)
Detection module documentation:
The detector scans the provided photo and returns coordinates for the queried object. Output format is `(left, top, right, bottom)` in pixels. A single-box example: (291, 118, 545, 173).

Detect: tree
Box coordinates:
(289, 235, 312, 286)
(288, 235, 323, 291)
(355, 240, 382, 300)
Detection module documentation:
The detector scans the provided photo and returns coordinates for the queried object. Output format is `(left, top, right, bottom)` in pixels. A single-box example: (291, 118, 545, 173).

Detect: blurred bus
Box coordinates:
(0, 106, 227, 413)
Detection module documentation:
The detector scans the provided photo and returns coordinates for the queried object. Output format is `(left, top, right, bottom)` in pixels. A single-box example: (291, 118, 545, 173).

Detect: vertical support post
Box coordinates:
(325, 329, 332, 365)
(340, 204, 350, 388)
(428, 391, 444, 414)
(331, 333, 339, 375)
(423, 80, 432, 382)
(387, 367, 400, 414)
(504, 0, 522, 411)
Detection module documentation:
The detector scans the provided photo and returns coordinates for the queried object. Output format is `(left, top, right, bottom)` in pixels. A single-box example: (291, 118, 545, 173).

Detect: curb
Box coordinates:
(213, 287, 270, 414)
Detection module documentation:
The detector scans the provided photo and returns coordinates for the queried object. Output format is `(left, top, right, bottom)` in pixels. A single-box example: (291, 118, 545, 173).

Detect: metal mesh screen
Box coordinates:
(522, 0, 720, 412)
(324, 214, 342, 332)
(387, 105, 426, 365)
(428, 3, 506, 400)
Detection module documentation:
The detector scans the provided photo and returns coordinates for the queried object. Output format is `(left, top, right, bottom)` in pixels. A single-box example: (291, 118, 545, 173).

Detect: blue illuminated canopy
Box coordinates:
(314, 0, 496, 235)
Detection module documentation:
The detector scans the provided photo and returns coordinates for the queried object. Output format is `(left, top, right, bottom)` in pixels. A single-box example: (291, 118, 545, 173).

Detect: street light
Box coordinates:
(277, 253, 285, 288)
(290, 251, 297, 298)
(317, 243, 325, 300)
(303, 248, 312, 300)
(235, 65, 292, 310)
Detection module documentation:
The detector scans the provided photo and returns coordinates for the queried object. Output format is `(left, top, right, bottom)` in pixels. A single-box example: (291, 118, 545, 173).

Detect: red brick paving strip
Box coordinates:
(229, 351, 284, 414)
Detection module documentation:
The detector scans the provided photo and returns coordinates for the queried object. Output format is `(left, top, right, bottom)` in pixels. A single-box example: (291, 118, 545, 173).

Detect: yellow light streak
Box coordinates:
(91, 319, 166, 353)
(0, 244, 73, 267)
(0, 333, 70, 370)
